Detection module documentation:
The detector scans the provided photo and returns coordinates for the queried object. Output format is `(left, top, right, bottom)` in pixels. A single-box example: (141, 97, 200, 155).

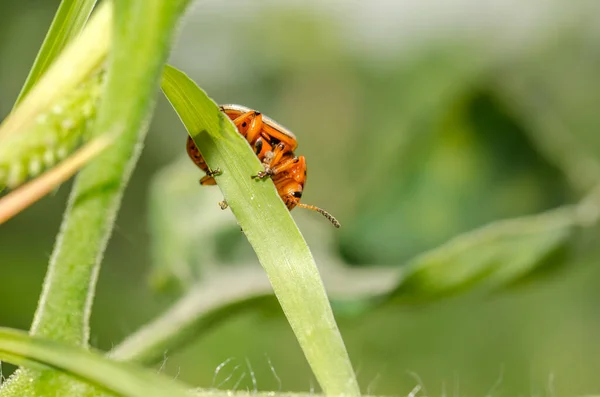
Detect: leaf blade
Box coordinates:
(0, 327, 193, 397)
(392, 206, 576, 302)
(14, 0, 98, 106)
(161, 65, 360, 397)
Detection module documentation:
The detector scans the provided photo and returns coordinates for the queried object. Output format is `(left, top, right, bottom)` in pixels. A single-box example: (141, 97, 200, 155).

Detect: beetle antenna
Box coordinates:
(297, 203, 340, 228)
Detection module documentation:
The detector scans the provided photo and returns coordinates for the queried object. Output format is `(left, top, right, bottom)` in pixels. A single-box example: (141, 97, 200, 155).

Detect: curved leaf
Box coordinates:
(0, 327, 193, 397)
(161, 65, 359, 397)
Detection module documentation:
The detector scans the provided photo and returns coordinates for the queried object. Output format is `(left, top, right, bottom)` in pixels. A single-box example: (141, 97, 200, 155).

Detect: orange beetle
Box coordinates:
(186, 104, 340, 227)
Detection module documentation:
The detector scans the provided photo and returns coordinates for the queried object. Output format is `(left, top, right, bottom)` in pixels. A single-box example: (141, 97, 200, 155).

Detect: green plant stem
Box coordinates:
(0, 327, 387, 397)
(0, 1, 190, 396)
(25, 0, 190, 349)
(110, 269, 274, 364)
(0, 327, 194, 397)
(14, 0, 98, 106)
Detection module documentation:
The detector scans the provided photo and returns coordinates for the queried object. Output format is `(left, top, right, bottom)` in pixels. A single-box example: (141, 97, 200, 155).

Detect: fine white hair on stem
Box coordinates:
(216, 364, 241, 389)
(265, 354, 282, 391)
(354, 363, 362, 379)
(366, 372, 381, 395)
(157, 351, 169, 374)
(232, 372, 246, 391)
(406, 370, 428, 397)
(172, 367, 181, 382)
(245, 357, 257, 393)
(212, 357, 235, 388)
(407, 384, 421, 397)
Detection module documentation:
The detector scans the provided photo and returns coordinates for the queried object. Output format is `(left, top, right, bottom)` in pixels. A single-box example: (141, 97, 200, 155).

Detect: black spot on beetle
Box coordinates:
(293, 191, 302, 198)
(254, 139, 263, 154)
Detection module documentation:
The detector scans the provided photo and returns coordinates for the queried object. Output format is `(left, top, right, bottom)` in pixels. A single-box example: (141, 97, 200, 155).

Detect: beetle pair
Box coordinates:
(186, 104, 339, 227)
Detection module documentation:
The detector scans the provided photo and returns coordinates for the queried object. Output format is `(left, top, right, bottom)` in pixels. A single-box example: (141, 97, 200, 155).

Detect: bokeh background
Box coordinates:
(2, 0, 600, 395)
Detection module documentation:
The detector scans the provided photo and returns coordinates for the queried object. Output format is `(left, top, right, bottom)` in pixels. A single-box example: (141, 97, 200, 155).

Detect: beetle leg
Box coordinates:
(219, 200, 228, 210)
(199, 175, 217, 185)
(206, 167, 222, 177)
(253, 155, 298, 179)
(229, 111, 263, 143)
(245, 112, 263, 144)
(259, 128, 298, 152)
(269, 142, 290, 167)
(199, 167, 221, 185)
(230, 111, 255, 128)
(254, 142, 292, 178)
(270, 156, 301, 175)
(261, 150, 275, 168)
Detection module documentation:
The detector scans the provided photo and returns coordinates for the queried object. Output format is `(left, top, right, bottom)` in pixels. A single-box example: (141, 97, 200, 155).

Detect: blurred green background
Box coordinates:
(3, 0, 600, 395)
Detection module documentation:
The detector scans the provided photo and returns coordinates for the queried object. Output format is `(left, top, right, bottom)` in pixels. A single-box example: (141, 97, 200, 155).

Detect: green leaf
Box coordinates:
(0, 72, 103, 189)
(14, 0, 98, 106)
(393, 207, 575, 300)
(161, 65, 359, 397)
(132, 123, 579, 366)
(0, 0, 191, 396)
(0, 327, 385, 397)
(0, 327, 194, 397)
(135, 201, 579, 343)
(334, 206, 578, 315)
(110, 277, 274, 364)
(147, 155, 263, 293)
(146, 156, 246, 293)
(0, 2, 111, 142)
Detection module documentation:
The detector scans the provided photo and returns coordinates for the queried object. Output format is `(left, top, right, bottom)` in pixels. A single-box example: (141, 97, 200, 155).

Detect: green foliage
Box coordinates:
(109, 282, 273, 365)
(14, 0, 98, 106)
(0, 0, 107, 193)
(143, 167, 580, 319)
(0, 0, 191, 395)
(137, 6, 600, 393)
(147, 156, 252, 293)
(0, 2, 111, 143)
(0, 328, 193, 397)
(388, 206, 576, 303)
(3, 1, 600, 396)
(0, 73, 103, 188)
(161, 65, 360, 396)
(340, 88, 571, 266)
